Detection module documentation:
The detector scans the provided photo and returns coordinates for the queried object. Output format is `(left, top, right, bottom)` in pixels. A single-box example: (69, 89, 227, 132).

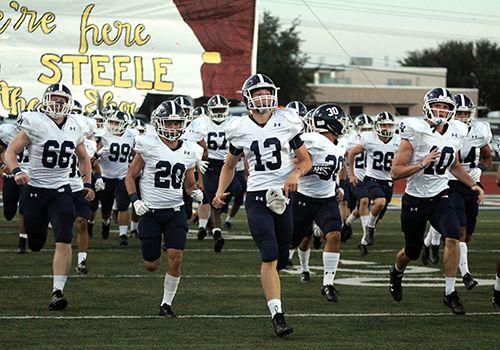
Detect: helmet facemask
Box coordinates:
(105, 115, 127, 135)
(455, 107, 475, 127)
(424, 101, 456, 126)
(43, 93, 73, 120)
(244, 87, 279, 114)
(154, 117, 185, 142)
(375, 121, 396, 138)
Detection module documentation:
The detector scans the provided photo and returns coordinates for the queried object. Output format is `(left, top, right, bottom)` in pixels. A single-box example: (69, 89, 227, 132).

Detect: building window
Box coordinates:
(395, 107, 409, 116)
(387, 79, 412, 86)
(350, 105, 363, 116)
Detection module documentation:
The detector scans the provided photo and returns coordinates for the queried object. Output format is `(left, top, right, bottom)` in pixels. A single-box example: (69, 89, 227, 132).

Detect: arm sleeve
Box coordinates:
(289, 133, 304, 150)
(229, 143, 243, 156)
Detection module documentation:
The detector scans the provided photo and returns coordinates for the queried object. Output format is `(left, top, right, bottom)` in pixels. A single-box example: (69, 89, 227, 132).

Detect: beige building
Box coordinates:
(308, 66, 479, 117)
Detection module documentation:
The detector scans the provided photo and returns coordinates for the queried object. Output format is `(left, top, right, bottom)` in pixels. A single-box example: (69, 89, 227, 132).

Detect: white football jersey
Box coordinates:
(69, 138, 97, 192)
(0, 123, 30, 173)
(181, 116, 208, 143)
(134, 134, 203, 209)
(20, 112, 87, 189)
(346, 130, 367, 181)
(299, 132, 346, 198)
(204, 117, 235, 160)
(361, 131, 400, 181)
(98, 128, 138, 179)
(225, 108, 303, 192)
(399, 118, 468, 197)
(448, 120, 492, 179)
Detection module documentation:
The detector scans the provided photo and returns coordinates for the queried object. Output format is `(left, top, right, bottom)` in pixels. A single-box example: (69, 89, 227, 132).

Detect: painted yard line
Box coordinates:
(1, 248, 499, 253)
(0, 273, 496, 280)
(0, 312, 498, 320)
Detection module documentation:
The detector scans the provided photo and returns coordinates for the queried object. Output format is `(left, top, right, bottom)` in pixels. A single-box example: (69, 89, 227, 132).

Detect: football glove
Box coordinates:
(191, 189, 204, 202)
(133, 200, 150, 216)
(266, 188, 289, 215)
(94, 178, 105, 192)
(196, 159, 209, 174)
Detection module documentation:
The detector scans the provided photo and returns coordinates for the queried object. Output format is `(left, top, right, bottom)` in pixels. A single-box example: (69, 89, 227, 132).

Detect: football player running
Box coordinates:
(290, 103, 348, 302)
(96, 110, 138, 245)
(348, 112, 400, 256)
(420, 94, 492, 290)
(4, 84, 94, 310)
(178, 99, 210, 236)
(389, 88, 484, 315)
(213, 74, 311, 337)
(68, 110, 101, 274)
(198, 94, 235, 252)
(342, 114, 373, 242)
(125, 101, 204, 318)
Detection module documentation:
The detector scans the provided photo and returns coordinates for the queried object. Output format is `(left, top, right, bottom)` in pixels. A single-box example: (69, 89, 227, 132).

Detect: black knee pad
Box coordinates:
(404, 246, 421, 261)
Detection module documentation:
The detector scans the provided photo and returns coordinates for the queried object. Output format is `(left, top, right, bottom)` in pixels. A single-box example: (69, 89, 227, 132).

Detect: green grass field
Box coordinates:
(0, 210, 499, 349)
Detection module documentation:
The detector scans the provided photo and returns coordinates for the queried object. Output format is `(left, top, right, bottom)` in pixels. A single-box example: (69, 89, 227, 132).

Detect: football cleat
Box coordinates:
(197, 227, 207, 241)
(101, 223, 110, 240)
(340, 223, 353, 242)
(272, 313, 293, 337)
(285, 260, 294, 270)
(76, 260, 88, 275)
(420, 245, 430, 266)
(365, 226, 375, 245)
(462, 273, 478, 290)
(321, 284, 338, 302)
(430, 244, 440, 265)
(389, 266, 404, 302)
(300, 271, 311, 283)
(49, 290, 68, 311)
(492, 289, 500, 309)
(129, 229, 138, 238)
(443, 291, 466, 315)
(118, 235, 128, 246)
(358, 243, 369, 257)
(159, 303, 177, 318)
(224, 221, 232, 230)
(17, 237, 27, 254)
(213, 230, 225, 253)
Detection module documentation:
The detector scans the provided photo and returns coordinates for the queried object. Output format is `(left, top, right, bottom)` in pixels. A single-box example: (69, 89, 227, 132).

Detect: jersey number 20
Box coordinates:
(154, 161, 186, 189)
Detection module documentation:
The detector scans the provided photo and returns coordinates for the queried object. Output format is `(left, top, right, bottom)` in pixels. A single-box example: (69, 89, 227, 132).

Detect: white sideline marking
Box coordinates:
(0, 312, 498, 320)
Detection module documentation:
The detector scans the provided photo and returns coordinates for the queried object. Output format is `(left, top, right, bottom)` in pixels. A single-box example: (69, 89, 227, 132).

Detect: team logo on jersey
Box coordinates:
(297, 201, 306, 207)
(410, 207, 418, 212)
(274, 123, 281, 127)
(29, 192, 38, 198)
(399, 123, 406, 133)
(256, 196, 264, 201)
(452, 133, 458, 138)
(184, 150, 190, 155)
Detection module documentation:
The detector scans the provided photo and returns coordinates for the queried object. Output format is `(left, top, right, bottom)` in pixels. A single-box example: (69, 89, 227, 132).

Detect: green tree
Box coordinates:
(400, 40, 500, 109)
(257, 11, 314, 105)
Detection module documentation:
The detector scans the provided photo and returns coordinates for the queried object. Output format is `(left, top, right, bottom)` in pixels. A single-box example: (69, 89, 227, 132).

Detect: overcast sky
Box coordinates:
(260, 0, 500, 67)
